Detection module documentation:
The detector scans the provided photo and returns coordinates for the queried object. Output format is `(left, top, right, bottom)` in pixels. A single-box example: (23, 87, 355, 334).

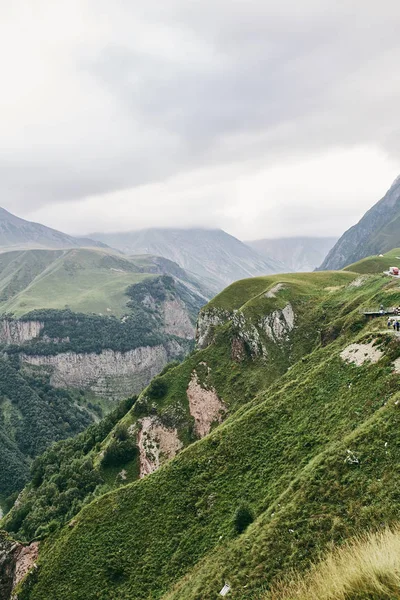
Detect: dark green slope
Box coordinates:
(0, 357, 92, 503)
(10, 265, 400, 600)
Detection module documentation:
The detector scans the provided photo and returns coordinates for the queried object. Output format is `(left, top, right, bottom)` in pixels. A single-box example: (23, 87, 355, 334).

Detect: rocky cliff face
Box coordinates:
(22, 341, 185, 401)
(319, 176, 400, 270)
(196, 307, 232, 349)
(0, 278, 199, 402)
(163, 298, 194, 339)
(197, 301, 296, 358)
(0, 320, 43, 344)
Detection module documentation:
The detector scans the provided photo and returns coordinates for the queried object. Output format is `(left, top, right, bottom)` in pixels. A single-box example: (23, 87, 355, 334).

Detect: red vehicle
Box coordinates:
(389, 267, 400, 276)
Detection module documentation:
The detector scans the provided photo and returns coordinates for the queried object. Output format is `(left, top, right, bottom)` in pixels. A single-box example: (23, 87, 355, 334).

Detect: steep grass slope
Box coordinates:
(4, 271, 356, 540)
(10, 265, 400, 600)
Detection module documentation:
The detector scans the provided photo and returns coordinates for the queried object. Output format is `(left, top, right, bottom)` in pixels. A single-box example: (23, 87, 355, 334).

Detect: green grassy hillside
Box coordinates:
(0, 357, 92, 506)
(7, 264, 400, 600)
(344, 247, 400, 275)
(0, 248, 208, 317)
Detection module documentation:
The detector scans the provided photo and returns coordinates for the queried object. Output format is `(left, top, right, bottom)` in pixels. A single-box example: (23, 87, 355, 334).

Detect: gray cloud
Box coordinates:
(1, 0, 400, 237)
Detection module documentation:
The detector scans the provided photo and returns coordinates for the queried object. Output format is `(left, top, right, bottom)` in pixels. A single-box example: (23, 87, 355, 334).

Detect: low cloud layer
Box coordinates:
(1, 1, 399, 239)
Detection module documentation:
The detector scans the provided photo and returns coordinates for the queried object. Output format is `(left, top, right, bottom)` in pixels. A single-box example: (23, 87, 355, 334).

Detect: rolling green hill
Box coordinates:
(5, 258, 400, 600)
(343, 246, 400, 275)
(0, 248, 209, 317)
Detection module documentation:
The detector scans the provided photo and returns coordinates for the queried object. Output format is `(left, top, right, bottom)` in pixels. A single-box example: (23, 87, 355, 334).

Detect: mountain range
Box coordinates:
(90, 228, 282, 293)
(319, 175, 400, 270)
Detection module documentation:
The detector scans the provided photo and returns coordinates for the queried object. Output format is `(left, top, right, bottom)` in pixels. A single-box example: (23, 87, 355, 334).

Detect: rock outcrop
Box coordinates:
(137, 416, 183, 478)
(163, 298, 194, 339)
(196, 308, 231, 349)
(186, 371, 227, 438)
(197, 302, 296, 358)
(260, 303, 295, 342)
(340, 341, 383, 366)
(0, 531, 39, 600)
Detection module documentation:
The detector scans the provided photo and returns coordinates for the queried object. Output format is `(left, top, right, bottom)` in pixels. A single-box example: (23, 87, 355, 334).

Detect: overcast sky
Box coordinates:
(1, 0, 399, 240)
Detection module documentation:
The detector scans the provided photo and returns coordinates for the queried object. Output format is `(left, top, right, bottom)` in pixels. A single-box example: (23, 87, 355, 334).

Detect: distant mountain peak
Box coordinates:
(319, 176, 400, 270)
(0, 207, 107, 252)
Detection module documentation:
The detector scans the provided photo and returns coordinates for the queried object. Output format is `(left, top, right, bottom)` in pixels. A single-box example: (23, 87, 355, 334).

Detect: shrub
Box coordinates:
(233, 503, 254, 534)
(147, 378, 168, 399)
(101, 438, 137, 468)
(114, 424, 129, 442)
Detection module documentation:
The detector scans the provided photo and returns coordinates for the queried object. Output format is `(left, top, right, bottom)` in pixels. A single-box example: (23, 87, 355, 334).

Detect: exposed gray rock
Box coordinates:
(0, 320, 43, 344)
(163, 298, 194, 339)
(259, 303, 295, 342)
(21, 342, 185, 401)
(196, 308, 232, 349)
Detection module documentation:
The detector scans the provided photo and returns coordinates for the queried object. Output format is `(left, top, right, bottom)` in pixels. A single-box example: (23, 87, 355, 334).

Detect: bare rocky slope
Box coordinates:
(319, 175, 400, 270)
